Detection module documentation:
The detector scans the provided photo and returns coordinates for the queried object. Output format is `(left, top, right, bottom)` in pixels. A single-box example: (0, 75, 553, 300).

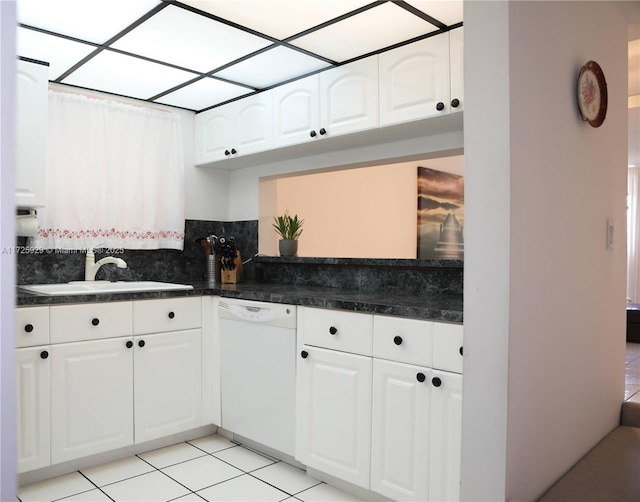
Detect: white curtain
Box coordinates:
(34, 90, 185, 250)
(628, 166, 640, 303)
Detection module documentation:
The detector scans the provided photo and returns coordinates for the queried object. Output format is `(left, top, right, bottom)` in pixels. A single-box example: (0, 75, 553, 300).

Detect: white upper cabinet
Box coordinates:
(194, 91, 272, 165)
(319, 56, 379, 138)
(449, 27, 464, 113)
(378, 32, 451, 126)
(16, 59, 48, 208)
(273, 57, 378, 148)
(272, 74, 320, 148)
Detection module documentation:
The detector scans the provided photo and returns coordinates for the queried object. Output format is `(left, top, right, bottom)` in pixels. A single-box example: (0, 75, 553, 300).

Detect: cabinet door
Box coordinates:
(320, 56, 378, 138)
(379, 32, 450, 126)
(429, 370, 463, 501)
(16, 347, 50, 473)
(449, 27, 464, 113)
(272, 75, 320, 148)
(134, 329, 202, 443)
(51, 337, 134, 464)
(234, 91, 273, 156)
(296, 345, 372, 489)
(194, 105, 236, 164)
(16, 60, 48, 208)
(371, 359, 431, 501)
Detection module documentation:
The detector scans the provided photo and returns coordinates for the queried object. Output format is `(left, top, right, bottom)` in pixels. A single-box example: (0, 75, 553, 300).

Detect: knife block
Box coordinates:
(221, 251, 243, 284)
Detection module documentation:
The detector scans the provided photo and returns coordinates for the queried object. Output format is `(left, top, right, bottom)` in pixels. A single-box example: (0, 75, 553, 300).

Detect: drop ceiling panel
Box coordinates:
(406, 0, 464, 26)
(179, 0, 373, 39)
(61, 50, 196, 101)
(111, 5, 273, 73)
(17, 28, 96, 80)
(214, 47, 331, 88)
(15, 0, 463, 112)
(290, 2, 439, 63)
(17, 0, 161, 44)
(154, 78, 252, 110)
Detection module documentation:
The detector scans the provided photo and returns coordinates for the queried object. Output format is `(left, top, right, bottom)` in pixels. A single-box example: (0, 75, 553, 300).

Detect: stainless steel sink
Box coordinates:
(18, 281, 194, 296)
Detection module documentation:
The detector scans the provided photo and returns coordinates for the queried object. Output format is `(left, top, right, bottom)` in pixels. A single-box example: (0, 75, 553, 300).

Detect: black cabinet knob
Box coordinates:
(40, 350, 48, 359)
(301, 350, 308, 359)
(309, 130, 317, 138)
(24, 324, 34, 333)
(436, 102, 445, 111)
(451, 98, 460, 108)
(329, 326, 337, 335)
(126, 340, 133, 349)
(432, 377, 442, 387)
(224, 149, 231, 156)
(91, 318, 100, 326)
(138, 340, 145, 348)
(168, 311, 175, 319)
(459, 346, 463, 356)
(231, 148, 237, 155)
(393, 335, 403, 346)
(416, 372, 426, 382)
(319, 128, 326, 136)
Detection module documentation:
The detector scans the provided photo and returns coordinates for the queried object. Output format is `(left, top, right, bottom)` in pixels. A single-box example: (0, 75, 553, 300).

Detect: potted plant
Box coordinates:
(272, 213, 304, 256)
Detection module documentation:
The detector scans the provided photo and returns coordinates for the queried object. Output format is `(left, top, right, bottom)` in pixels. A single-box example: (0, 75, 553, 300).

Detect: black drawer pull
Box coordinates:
(416, 372, 426, 382)
(168, 311, 175, 319)
(329, 326, 337, 335)
(40, 350, 48, 359)
(436, 101, 445, 111)
(126, 341, 133, 349)
(451, 98, 460, 108)
(138, 340, 145, 348)
(432, 377, 442, 387)
(91, 318, 100, 326)
(393, 335, 403, 345)
(24, 324, 34, 333)
(301, 350, 308, 359)
(459, 346, 463, 356)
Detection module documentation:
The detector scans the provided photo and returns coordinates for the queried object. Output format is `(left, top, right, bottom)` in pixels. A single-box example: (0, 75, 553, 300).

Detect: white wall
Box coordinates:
(462, 2, 628, 500)
(0, 1, 17, 499)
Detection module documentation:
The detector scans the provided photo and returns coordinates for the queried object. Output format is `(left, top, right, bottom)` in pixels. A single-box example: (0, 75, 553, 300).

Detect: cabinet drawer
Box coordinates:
(373, 315, 433, 367)
(300, 307, 373, 356)
(133, 297, 201, 335)
(433, 322, 463, 373)
(16, 306, 49, 347)
(50, 302, 133, 344)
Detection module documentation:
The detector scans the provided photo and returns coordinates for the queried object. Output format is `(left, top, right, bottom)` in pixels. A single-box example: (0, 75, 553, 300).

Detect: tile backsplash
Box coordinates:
(16, 219, 258, 284)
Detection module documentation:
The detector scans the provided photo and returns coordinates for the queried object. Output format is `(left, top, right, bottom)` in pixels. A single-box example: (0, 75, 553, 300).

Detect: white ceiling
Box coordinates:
(16, 0, 463, 113)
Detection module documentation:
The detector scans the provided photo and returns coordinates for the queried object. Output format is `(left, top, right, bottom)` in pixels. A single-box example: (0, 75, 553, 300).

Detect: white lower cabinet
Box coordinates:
(296, 346, 372, 489)
(16, 346, 50, 473)
(296, 307, 463, 502)
(134, 329, 202, 443)
(370, 359, 431, 501)
(50, 337, 134, 464)
(17, 297, 207, 472)
(429, 369, 463, 502)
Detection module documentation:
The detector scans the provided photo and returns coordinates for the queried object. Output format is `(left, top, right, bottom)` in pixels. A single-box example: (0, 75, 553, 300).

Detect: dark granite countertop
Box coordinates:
(16, 280, 463, 323)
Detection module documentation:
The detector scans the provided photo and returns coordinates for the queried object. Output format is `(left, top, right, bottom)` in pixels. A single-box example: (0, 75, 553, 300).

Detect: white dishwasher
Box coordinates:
(219, 298, 297, 456)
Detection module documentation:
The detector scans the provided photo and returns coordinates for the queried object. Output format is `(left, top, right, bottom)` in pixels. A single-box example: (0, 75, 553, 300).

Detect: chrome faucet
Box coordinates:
(85, 248, 127, 281)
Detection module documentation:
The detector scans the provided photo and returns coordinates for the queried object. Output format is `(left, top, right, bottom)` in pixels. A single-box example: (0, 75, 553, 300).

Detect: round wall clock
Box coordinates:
(577, 60, 607, 127)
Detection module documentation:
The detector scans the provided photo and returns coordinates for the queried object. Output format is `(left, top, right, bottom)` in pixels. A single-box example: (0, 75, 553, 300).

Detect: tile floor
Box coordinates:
(18, 435, 364, 502)
(625, 342, 640, 403)
(19, 344, 640, 502)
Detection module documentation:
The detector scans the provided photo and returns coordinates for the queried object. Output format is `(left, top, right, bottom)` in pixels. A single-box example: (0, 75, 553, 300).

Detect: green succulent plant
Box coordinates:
(272, 213, 304, 240)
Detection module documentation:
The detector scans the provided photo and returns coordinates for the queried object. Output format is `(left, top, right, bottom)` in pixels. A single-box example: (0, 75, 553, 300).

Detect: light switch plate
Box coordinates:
(606, 219, 614, 250)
